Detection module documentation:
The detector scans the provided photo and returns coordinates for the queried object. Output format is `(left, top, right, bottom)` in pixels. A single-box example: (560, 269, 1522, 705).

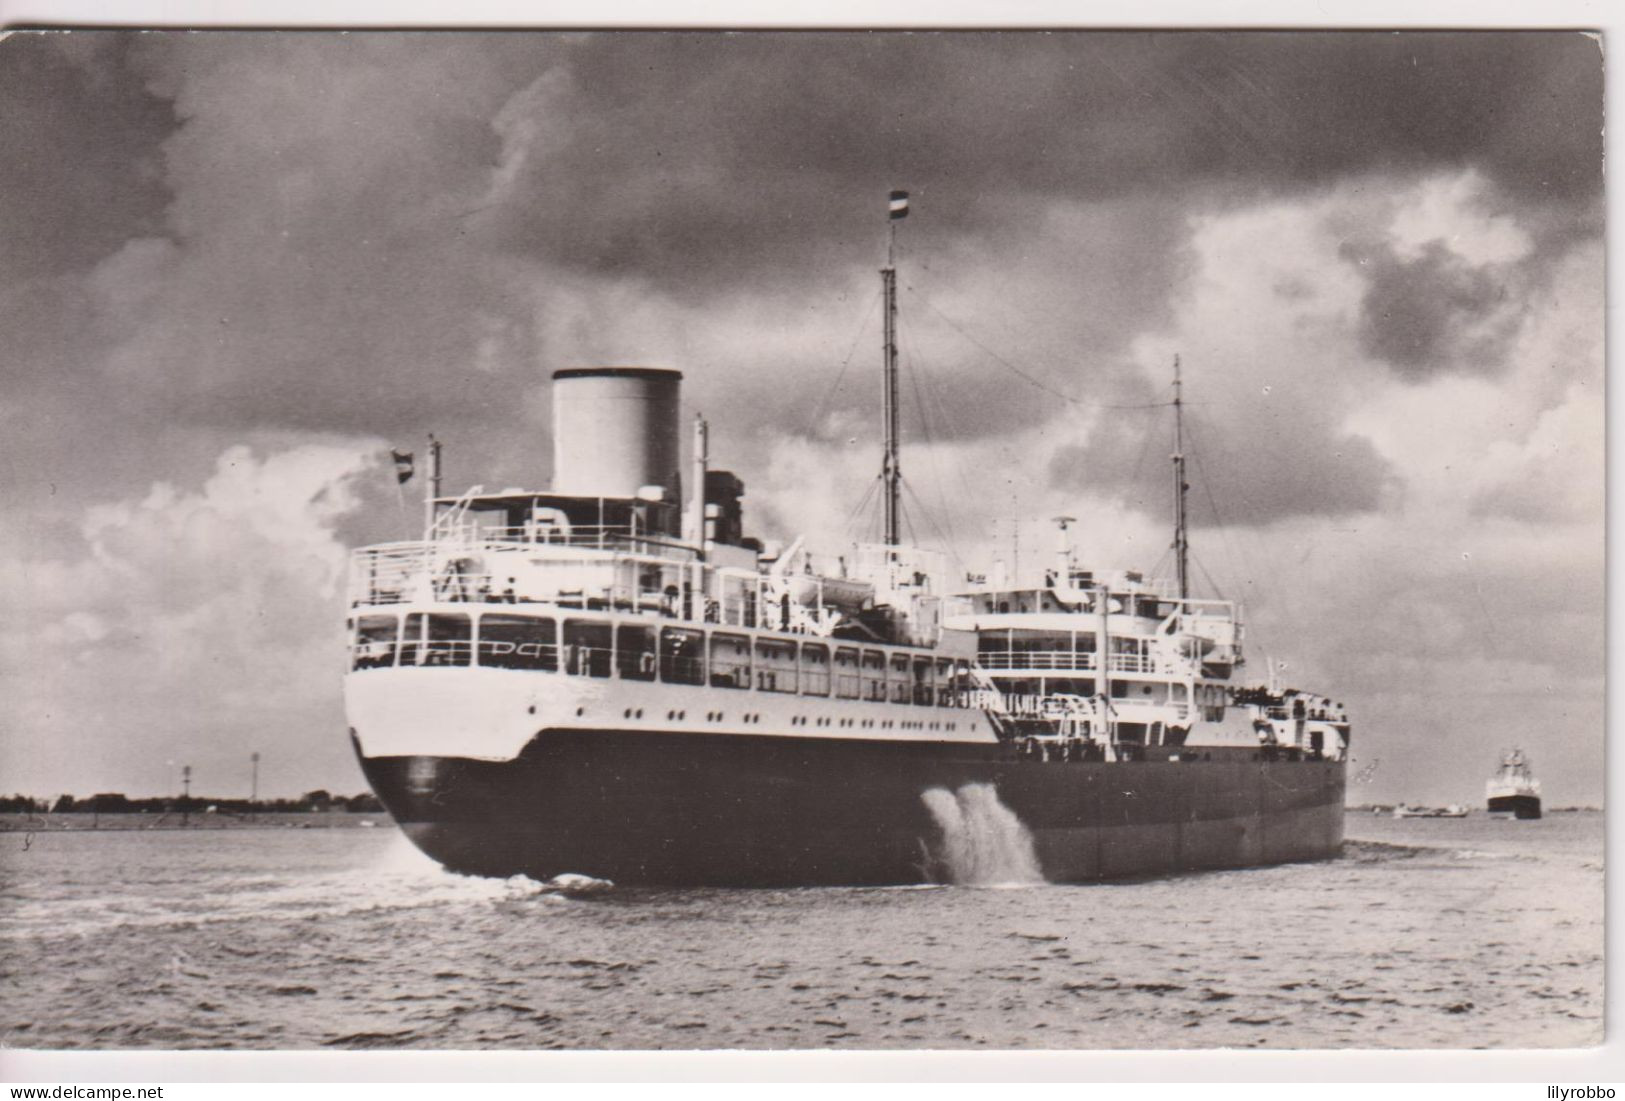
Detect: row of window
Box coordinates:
(976, 631, 1151, 658)
(968, 592, 1175, 618)
(351, 612, 975, 707)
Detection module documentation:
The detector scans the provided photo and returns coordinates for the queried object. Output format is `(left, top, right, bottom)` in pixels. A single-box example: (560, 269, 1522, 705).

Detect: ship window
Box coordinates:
(935, 657, 954, 706)
(977, 630, 1012, 670)
(660, 627, 705, 686)
(1046, 677, 1095, 698)
(1110, 679, 1129, 699)
(399, 613, 423, 666)
(718, 575, 754, 628)
(862, 650, 887, 702)
(1110, 636, 1150, 673)
(755, 638, 797, 693)
(352, 614, 399, 670)
(709, 632, 751, 689)
(478, 614, 557, 671)
(404, 613, 470, 667)
(616, 624, 658, 682)
(834, 647, 861, 699)
(801, 643, 830, 697)
(563, 619, 613, 678)
(890, 653, 911, 704)
(912, 655, 934, 706)
(953, 659, 972, 707)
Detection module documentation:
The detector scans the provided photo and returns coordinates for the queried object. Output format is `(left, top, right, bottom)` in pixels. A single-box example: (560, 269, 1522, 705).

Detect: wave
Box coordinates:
(2, 835, 570, 941)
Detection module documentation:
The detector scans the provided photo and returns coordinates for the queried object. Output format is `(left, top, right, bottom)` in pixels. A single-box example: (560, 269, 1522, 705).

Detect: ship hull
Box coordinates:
(355, 729, 1345, 886)
(1487, 794, 1542, 820)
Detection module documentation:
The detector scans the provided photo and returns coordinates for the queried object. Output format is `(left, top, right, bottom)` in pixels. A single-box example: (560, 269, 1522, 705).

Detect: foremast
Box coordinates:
(882, 190, 908, 548)
(1171, 355, 1189, 601)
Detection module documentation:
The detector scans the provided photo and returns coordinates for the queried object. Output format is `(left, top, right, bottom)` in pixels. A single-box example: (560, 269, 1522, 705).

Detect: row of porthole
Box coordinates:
(560, 706, 971, 733)
(785, 716, 961, 732)
(564, 708, 765, 723)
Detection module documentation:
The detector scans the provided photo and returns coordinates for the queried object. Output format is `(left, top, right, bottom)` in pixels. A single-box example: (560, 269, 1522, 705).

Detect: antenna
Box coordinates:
(1052, 515, 1077, 582)
(881, 190, 908, 547)
(1171, 354, 1190, 601)
(424, 434, 443, 538)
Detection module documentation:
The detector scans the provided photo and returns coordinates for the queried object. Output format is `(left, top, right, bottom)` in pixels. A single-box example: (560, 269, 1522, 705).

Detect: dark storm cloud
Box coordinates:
(1048, 399, 1396, 527)
(0, 29, 1602, 507)
(0, 33, 172, 283)
(478, 31, 1601, 294)
(1344, 238, 1519, 379)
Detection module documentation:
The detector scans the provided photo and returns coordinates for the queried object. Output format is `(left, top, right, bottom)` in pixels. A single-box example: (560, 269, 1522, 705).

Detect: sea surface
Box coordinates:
(0, 811, 1602, 1050)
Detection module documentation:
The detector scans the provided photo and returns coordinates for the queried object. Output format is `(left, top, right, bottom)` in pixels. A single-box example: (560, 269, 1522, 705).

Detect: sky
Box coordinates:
(0, 30, 1603, 806)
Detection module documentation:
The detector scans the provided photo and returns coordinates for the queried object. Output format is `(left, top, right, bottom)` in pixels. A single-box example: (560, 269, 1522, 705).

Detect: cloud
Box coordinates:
(470, 32, 1602, 295)
(0, 442, 381, 797)
(1343, 238, 1520, 378)
(0, 33, 171, 285)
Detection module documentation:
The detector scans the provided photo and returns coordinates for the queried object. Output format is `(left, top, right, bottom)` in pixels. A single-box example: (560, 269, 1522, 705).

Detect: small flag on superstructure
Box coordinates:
(889, 190, 909, 219)
(391, 449, 415, 484)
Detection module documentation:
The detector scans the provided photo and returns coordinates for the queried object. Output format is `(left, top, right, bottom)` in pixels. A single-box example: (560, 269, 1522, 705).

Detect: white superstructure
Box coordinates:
(943, 518, 1350, 764)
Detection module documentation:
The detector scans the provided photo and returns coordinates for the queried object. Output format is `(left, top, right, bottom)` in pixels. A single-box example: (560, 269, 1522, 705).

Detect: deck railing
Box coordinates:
(977, 650, 1098, 671)
(976, 650, 1158, 674)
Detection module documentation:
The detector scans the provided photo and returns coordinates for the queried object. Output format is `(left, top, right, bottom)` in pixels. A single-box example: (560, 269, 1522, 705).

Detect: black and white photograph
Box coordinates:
(0, 27, 1605, 1065)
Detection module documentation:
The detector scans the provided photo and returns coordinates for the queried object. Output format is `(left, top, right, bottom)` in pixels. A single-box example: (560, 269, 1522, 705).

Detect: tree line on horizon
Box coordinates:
(0, 790, 385, 814)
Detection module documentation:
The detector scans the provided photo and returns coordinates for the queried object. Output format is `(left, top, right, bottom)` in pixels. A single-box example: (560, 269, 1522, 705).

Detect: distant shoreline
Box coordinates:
(1, 806, 1601, 835)
(1345, 804, 1599, 814)
(0, 811, 395, 832)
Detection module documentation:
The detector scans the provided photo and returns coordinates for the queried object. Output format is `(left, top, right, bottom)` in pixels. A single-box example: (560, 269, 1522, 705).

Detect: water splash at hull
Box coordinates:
(921, 783, 1046, 887)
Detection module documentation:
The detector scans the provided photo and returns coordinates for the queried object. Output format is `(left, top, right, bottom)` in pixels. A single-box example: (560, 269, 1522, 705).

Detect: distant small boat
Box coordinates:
(1393, 804, 1468, 819)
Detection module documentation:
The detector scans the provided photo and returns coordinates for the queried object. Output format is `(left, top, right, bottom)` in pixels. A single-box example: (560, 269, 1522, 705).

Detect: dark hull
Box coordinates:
(1487, 794, 1543, 820)
(356, 728, 1345, 886)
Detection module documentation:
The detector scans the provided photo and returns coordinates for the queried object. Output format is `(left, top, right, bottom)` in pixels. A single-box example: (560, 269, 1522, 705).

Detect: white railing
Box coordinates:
(429, 523, 691, 555)
(978, 650, 1098, 671)
(976, 650, 1157, 674)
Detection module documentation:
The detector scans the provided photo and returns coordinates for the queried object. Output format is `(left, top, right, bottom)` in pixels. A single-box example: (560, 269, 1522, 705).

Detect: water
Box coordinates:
(0, 812, 1601, 1050)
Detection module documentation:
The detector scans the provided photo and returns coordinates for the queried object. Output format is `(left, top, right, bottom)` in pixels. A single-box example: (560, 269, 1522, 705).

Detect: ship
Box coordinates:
(1486, 749, 1542, 819)
(1392, 804, 1468, 819)
(343, 197, 1350, 887)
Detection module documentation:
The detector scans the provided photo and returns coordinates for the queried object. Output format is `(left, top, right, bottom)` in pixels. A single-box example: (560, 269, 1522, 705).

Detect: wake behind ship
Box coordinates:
(344, 205, 1349, 887)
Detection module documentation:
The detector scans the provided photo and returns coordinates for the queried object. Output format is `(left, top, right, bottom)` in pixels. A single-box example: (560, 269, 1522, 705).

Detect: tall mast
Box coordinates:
(1171, 355, 1189, 601)
(882, 190, 907, 547)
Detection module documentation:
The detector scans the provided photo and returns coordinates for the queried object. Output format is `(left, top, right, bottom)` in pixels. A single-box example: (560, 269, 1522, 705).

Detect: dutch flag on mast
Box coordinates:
(888, 190, 909, 219)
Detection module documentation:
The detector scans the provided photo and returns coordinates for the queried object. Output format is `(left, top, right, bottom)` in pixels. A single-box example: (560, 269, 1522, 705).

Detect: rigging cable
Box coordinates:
(802, 290, 883, 441)
(906, 285, 1171, 411)
(842, 474, 883, 544)
(902, 478, 963, 577)
(895, 306, 966, 569)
